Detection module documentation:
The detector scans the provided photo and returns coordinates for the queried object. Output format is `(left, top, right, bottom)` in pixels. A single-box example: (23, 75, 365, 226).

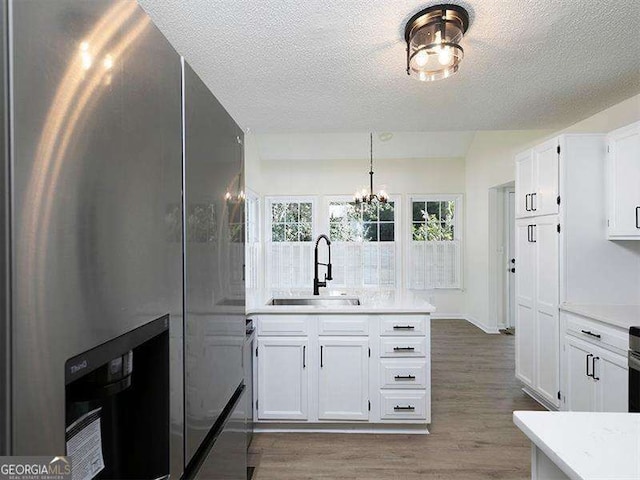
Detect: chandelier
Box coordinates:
(353, 133, 388, 205)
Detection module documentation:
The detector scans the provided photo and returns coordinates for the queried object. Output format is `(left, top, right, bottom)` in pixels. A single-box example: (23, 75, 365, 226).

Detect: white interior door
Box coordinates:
(534, 138, 559, 217)
(515, 218, 535, 386)
(534, 217, 560, 406)
(318, 337, 369, 421)
(257, 337, 308, 420)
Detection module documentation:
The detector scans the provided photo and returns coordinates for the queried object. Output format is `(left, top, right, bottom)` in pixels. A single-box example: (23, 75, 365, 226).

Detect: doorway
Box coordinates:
(505, 190, 516, 329)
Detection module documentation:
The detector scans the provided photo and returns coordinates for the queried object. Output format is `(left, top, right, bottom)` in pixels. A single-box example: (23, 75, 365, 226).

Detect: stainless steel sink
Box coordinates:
(268, 297, 360, 307)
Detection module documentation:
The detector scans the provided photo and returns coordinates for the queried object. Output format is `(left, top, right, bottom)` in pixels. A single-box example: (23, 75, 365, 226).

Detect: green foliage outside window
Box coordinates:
(412, 200, 455, 241)
(271, 202, 313, 242)
(329, 201, 395, 242)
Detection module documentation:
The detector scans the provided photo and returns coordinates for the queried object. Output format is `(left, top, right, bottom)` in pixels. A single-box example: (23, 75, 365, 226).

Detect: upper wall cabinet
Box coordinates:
(606, 122, 640, 240)
(516, 138, 559, 219)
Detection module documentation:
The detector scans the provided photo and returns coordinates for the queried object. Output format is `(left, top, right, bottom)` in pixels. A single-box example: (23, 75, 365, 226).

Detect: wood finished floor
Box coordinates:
(249, 319, 544, 479)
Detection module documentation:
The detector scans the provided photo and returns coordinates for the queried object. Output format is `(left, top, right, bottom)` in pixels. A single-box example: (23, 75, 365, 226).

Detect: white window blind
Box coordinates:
(409, 240, 461, 289)
(268, 242, 314, 289)
(408, 195, 462, 290)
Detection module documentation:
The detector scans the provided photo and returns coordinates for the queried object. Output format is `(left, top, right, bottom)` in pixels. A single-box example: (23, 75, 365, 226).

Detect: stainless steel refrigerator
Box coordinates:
(1, 1, 247, 479)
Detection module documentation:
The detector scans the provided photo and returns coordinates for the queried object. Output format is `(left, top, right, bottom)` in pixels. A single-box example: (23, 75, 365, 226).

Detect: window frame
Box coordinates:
(405, 194, 463, 290)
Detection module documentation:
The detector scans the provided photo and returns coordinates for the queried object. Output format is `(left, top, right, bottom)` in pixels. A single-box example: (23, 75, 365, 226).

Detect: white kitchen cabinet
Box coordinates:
(563, 334, 628, 413)
(533, 217, 559, 404)
(515, 216, 559, 406)
(533, 139, 560, 217)
(515, 219, 535, 387)
(257, 337, 308, 420)
(515, 139, 559, 219)
(318, 337, 369, 421)
(515, 150, 535, 218)
(607, 121, 640, 240)
(564, 335, 597, 412)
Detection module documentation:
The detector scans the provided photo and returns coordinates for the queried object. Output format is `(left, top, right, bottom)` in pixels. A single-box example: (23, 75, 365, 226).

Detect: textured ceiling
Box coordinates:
(138, 0, 640, 133)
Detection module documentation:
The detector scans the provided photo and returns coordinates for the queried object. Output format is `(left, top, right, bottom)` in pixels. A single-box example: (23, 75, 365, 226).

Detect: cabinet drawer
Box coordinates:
(564, 311, 627, 354)
(380, 391, 426, 420)
(319, 315, 369, 335)
(257, 315, 309, 336)
(379, 360, 426, 389)
(380, 337, 427, 358)
(380, 316, 427, 336)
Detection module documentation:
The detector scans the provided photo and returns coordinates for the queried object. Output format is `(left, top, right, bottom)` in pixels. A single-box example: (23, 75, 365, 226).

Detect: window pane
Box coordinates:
(299, 222, 312, 242)
(272, 203, 287, 223)
(286, 203, 299, 222)
(363, 223, 378, 241)
(379, 202, 395, 221)
(285, 224, 299, 241)
(412, 201, 425, 222)
(272, 223, 285, 242)
(413, 223, 426, 241)
(300, 203, 312, 222)
(380, 223, 394, 242)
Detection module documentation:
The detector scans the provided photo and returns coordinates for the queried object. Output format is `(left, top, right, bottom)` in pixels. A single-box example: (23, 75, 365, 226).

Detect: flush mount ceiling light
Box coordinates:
(353, 133, 388, 205)
(405, 4, 470, 82)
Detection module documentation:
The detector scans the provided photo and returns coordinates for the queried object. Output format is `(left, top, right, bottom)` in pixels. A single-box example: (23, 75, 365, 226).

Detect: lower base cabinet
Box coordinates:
(318, 337, 369, 421)
(253, 313, 431, 427)
(256, 338, 309, 420)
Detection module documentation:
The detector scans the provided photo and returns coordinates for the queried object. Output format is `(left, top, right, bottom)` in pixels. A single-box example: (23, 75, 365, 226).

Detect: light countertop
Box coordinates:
(560, 303, 640, 330)
(513, 411, 640, 480)
(247, 297, 436, 315)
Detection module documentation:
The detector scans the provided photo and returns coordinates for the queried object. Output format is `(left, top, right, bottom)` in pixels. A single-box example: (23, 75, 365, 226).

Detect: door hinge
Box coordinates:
(556, 145, 561, 154)
(557, 224, 561, 233)
(368, 400, 371, 411)
(557, 391, 561, 401)
(256, 399, 258, 409)
(255, 346, 258, 357)
(556, 195, 561, 205)
(368, 347, 371, 358)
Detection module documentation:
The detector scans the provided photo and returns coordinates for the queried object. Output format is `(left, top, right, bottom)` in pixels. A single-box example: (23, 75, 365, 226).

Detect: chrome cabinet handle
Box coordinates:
(525, 194, 531, 212)
(531, 192, 537, 211)
(393, 325, 415, 330)
(393, 347, 415, 351)
(320, 345, 323, 367)
(636, 206, 639, 229)
(303, 345, 306, 368)
(394, 375, 416, 380)
(586, 353, 593, 377)
(592, 356, 600, 381)
(394, 405, 415, 411)
(581, 329, 601, 339)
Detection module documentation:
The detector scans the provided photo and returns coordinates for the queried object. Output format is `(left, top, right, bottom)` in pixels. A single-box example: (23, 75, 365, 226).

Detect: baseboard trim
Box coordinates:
(463, 315, 500, 334)
(430, 313, 465, 320)
(254, 423, 430, 435)
(521, 386, 559, 411)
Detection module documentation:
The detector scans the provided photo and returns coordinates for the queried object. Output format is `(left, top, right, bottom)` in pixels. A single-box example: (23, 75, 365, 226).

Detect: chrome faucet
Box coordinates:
(313, 234, 332, 295)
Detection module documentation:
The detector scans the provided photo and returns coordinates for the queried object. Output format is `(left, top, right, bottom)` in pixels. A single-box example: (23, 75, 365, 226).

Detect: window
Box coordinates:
(266, 197, 315, 290)
(271, 201, 313, 242)
(408, 195, 462, 289)
(328, 199, 397, 288)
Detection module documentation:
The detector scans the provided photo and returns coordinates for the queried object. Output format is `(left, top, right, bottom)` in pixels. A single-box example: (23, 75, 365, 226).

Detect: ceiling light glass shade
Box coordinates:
(405, 4, 469, 81)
